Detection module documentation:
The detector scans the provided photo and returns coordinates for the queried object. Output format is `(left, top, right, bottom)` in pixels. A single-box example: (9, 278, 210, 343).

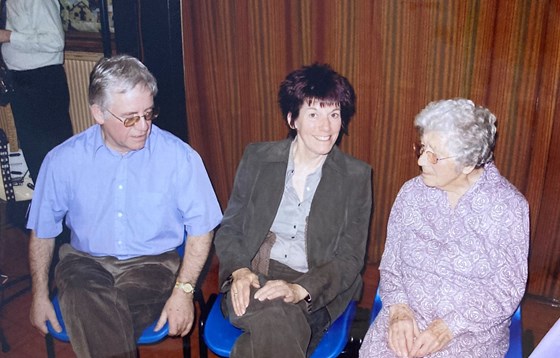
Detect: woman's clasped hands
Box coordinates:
(388, 304, 452, 358)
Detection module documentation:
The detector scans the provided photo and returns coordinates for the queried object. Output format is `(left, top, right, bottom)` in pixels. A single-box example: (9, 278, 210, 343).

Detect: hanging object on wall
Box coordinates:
(59, 0, 114, 33)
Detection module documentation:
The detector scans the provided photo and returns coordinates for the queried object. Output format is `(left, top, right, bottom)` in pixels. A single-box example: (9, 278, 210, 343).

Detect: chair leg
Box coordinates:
(198, 320, 208, 358)
(195, 289, 208, 358)
(182, 334, 191, 358)
(198, 293, 217, 358)
(45, 333, 56, 358)
(0, 324, 10, 353)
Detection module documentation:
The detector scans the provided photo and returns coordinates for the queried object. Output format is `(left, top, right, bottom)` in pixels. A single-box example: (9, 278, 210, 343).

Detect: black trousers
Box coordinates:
(223, 260, 331, 358)
(54, 244, 180, 358)
(10, 64, 74, 182)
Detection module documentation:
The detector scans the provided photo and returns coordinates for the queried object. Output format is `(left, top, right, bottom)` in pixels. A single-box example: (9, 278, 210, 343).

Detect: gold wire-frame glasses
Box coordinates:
(106, 108, 159, 127)
(413, 143, 455, 164)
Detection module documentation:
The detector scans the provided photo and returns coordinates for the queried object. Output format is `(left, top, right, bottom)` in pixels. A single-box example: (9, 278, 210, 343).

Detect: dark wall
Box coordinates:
(112, 0, 188, 142)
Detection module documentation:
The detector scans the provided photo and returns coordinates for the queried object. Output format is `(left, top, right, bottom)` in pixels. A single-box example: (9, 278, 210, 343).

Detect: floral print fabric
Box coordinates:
(360, 163, 529, 358)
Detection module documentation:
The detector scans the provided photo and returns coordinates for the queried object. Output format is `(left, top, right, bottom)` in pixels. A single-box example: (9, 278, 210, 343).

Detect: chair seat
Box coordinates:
(369, 290, 522, 358)
(203, 293, 356, 358)
(46, 295, 169, 345)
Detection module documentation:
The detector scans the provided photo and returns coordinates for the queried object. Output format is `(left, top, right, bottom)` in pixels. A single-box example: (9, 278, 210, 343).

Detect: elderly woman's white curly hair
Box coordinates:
(414, 98, 497, 168)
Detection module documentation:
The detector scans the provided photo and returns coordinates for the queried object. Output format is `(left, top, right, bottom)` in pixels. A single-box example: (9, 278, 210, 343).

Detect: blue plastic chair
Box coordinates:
(45, 238, 190, 357)
(201, 293, 356, 358)
(47, 294, 169, 344)
(369, 290, 523, 358)
(508, 306, 523, 358)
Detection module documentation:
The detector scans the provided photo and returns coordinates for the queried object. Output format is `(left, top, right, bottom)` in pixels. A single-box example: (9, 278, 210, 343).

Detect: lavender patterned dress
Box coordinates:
(360, 163, 529, 358)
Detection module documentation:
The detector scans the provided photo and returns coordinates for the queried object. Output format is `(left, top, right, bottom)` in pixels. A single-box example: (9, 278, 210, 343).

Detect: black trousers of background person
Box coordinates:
(10, 64, 74, 182)
(54, 244, 180, 358)
(223, 260, 331, 358)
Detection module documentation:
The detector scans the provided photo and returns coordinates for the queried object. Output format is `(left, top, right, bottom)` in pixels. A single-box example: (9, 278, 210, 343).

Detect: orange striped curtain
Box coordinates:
(182, 0, 560, 302)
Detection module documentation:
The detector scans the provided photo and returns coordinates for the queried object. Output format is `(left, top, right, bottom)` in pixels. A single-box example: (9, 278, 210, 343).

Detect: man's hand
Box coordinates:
(409, 318, 452, 357)
(230, 268, 260, 316)
(156, 290, 195, 337)
(30, 295, 61, 336)
(387, 303, 420, 358)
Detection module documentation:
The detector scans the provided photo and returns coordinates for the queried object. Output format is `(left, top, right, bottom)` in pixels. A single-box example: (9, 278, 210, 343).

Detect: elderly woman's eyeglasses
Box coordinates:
(106, 108, 159, 127)
(413, 143, 455, 165)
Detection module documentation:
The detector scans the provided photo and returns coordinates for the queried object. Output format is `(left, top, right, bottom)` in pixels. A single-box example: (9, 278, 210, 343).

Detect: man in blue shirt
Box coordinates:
(27, 55, 222, 357)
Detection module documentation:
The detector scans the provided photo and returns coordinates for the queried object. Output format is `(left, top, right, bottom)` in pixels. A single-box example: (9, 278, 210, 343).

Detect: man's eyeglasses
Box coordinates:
(413, 143, 455, 165)
(106, 108, 159, 127)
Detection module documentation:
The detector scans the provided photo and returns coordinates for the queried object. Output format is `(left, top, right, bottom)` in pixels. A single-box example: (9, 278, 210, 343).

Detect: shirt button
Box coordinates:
(293, 225, 296, 229)
(118, 184, 123, 190)
(117, 212, 123, 218)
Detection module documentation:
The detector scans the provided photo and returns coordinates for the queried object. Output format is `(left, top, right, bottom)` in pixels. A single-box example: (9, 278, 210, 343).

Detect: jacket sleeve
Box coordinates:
(214, 144, 267, 287)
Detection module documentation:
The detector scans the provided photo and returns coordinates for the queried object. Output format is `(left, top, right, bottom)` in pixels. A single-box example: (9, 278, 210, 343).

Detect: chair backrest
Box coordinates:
(369, 290, 523, 357)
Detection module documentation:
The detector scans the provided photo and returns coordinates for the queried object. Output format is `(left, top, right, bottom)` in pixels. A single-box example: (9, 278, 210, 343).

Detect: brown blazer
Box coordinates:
(214, 139, 373, 320)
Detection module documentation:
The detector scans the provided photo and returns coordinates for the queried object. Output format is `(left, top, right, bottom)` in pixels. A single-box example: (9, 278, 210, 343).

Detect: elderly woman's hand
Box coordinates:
(409, 318, 452, 357)
(231, 268, 260, 316)
(254, 280, 309, 304)
(388, 304, 420, 358)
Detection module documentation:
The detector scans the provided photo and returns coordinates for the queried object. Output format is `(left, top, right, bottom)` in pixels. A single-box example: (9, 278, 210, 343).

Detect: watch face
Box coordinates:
(176, 282, 194, 293)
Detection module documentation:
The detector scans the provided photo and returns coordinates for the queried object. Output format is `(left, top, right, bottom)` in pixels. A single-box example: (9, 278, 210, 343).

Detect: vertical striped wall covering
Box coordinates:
(63, 51, 104, 134)
(0, 52, 103, 150)
(182, 0, 560, 303)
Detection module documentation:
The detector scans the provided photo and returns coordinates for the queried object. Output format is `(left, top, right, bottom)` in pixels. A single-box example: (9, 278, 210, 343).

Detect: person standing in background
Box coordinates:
(0, 0, 73, 182)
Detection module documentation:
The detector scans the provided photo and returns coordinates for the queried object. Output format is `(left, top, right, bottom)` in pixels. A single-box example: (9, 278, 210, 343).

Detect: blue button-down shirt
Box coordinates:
(27, 124, 222, 259)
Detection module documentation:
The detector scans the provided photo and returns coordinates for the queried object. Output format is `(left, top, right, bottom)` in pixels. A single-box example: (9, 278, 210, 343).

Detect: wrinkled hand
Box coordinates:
(409, 319, 452, 357)
(230, 268, 260, 316)
(254, 280, 307, 304)
(156, 290, 194, 337)
(388, 304, 420, 358)
(30, 295, 60, 336)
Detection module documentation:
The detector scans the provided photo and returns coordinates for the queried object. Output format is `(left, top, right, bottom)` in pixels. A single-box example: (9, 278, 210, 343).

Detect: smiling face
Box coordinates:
(289, 99, 342, 159)
(92, 84, 154, 154)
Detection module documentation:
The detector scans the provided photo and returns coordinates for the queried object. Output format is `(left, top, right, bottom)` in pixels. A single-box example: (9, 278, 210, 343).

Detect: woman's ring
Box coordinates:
(233, 291, 238, 295)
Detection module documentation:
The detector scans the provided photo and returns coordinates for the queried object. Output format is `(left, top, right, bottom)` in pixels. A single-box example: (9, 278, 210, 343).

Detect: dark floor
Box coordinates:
(1, 199, 559, 357)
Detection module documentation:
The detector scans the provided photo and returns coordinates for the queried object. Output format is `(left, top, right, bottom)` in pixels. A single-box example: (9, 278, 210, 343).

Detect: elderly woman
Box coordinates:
(360, 98, 529, 358)
(214, 63, 373, 358)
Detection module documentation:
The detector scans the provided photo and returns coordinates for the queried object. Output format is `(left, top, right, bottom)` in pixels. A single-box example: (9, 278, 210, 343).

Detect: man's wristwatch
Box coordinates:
(175, 281, 195, 294)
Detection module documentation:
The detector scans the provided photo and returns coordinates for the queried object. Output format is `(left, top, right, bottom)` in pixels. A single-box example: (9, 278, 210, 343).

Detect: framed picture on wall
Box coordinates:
(59, 0, 115, 52)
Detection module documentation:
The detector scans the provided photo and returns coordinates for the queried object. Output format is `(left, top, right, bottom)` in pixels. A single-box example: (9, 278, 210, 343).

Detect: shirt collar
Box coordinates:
(90, 123, 157, 158)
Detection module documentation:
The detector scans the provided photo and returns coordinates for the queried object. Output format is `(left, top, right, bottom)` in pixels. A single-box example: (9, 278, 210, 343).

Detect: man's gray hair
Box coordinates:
(88, 54, 158, 109)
